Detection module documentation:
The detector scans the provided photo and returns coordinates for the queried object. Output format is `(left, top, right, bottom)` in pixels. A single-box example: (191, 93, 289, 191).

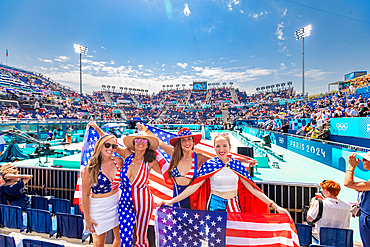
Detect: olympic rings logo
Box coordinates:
(336, 123, 348, 131)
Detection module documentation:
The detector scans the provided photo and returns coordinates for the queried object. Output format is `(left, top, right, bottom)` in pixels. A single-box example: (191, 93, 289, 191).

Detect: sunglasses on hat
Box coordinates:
(104, 143, 118, 149)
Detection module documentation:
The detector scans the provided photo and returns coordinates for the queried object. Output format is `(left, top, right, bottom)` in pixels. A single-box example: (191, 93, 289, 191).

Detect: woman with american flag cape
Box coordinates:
(138, 124, 211, 209)
(159, 134, 291, 216)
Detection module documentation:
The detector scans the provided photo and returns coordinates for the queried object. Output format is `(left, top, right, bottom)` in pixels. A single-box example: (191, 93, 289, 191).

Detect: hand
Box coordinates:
(85, 217, 98, 233)
(137, 123, 148, 132)
(87, 122, 98, 130)
(275, 205, 292, 220)
(157, 200, 172, 208)
(348, 153, 359, 169)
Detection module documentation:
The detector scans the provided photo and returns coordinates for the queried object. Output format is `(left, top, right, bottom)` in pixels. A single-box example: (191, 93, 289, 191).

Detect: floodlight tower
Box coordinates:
(295, 25, 311, 97)
(73, 44, 88, 95)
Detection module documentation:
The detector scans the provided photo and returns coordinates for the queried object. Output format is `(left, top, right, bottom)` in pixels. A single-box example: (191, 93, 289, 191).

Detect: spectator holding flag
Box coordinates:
(81, 134, 122, 247)
(138, 124, 211, 209)
(159, 133, 290, 216)
(88, 122, 162, 247)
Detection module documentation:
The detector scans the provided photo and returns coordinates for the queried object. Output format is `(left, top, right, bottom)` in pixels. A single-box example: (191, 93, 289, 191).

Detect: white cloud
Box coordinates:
(38, 58, 53, 63)
(162, 64, 165, 67)
(192, 66, 203, 71)
(249, 11, 267, 18)
(227, 0, 240, 11)
(230, 60, 237, 62)
(291, 63, 295, 67)
(86, 55, 93, 58)
(54, 56, 70, 62)
(280, 63, 286, 69)
(209, 24, 215, 33)
(183, 3, 191, 16)
(15, 55, 21, 58)
(240, 10, 243, 14)
(101, 46, 105, 49)
(93, 50, 96, 53)
(281, 8, 288, 17)
(276, 22, 286, 40)
(138, 65, 143, 70)
(110, 60, 115, 65)
(177, 63, 188, 69)
(283, 68, 334, 81)
(286, 54, 292, 57)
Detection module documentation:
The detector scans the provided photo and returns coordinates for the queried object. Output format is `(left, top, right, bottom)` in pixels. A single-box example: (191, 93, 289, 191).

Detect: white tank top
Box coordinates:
(209, 166, 239, 192)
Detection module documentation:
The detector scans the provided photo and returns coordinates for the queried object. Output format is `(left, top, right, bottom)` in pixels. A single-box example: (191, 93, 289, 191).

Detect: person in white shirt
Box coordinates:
(350, 105, 359, 117)
(307, 180, 351, 236)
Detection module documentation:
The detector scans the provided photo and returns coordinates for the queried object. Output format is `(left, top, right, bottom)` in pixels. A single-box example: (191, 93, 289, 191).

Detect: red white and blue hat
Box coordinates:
(169, 128, 202, 147)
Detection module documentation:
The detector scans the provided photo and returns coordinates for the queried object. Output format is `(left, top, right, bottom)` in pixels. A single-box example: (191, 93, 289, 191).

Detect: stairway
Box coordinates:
(130, 94, 140, 106)
(230, 88, 240, 104)
(103, 92, 112, 104)
(119, 109, 128, 120)
(206, 89, 212, 102)
(185, 90, 192, 105)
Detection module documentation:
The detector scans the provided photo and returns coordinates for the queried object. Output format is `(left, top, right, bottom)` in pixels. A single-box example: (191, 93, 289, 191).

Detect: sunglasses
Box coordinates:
(216, 133, 229, 137)
(134, 138, 148, 144)
(104, 143, 118, 149)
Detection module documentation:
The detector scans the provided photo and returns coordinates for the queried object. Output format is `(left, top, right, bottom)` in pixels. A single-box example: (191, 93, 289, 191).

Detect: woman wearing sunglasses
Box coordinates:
(138, 124, 211, 209)
(82, 134, 122, 247)
(159, 134, 290, 217)
(88, 122, 162, 247)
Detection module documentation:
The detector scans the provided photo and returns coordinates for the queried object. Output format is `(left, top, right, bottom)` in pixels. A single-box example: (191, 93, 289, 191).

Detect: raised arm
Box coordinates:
(3, 174, 33, 184)
(240, 178, 291, 218)
(344, 153, 370, 191)
(158, 180, 205, 207)
(137, 123, 174, 156)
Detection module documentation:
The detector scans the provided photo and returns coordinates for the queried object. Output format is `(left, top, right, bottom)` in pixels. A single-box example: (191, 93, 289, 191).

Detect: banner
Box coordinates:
(330, 117, 370, 139)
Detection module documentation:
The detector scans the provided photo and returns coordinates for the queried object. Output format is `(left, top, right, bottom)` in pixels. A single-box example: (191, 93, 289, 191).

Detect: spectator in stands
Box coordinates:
(359, 103, 370, 117)
(345, 153, 370, 247)
(350, 105, 360, 117)
(82, 135, 122, 247)
(307, 180, 351, 238)
(1, 164, 33, 211)
(306, 125, 319, 139)
(34, 99, 40, 109)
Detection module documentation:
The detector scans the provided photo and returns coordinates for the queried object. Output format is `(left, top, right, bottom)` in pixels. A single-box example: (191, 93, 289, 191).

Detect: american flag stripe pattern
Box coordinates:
(155, 206, 299, 247)
(226, 196, 241, 213)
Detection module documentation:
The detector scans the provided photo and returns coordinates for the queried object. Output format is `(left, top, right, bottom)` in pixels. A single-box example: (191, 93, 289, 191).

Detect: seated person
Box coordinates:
(1, 164, 33, 210)
(307, 180, 351, 236)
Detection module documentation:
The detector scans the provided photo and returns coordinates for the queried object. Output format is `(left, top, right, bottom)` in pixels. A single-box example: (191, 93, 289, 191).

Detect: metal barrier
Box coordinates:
(18, 166, 79, 204)
(16, 165, 319, 223)
(255, 180, 319, 223)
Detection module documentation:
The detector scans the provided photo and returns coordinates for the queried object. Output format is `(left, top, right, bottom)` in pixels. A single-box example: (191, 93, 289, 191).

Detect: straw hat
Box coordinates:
(0, 164, 17, 174)
(169, 128, 202, 147)
(122, 132, 159, 151)
(358, 151, 370, 162)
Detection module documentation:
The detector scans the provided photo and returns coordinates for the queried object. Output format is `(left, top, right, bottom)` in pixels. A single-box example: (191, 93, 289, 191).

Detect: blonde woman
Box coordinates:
(82, 135, 123, 247)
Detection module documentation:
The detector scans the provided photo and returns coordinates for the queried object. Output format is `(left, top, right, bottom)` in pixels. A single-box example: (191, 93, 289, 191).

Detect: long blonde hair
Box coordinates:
(85, 135, 116, 187)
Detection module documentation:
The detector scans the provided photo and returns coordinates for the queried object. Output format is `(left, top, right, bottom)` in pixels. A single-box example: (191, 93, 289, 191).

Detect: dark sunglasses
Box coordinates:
(104, 143, 118, 149)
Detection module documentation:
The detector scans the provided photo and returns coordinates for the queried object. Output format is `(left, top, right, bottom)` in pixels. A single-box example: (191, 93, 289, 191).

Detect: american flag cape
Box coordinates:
(155, 206, 300, 247)
(144, 124, 256, 172)
(72, 126, 173, 223)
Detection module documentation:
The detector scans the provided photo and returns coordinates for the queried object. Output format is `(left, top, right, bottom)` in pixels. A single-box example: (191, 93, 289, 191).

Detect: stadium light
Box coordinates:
(73, 44, 88, 95)
(295, 25, 311, 97)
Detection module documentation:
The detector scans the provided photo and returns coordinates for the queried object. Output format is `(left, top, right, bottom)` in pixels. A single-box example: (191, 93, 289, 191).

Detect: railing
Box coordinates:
(16, 165, 319, 223)
(256, 180, 319, 223)
(18, 166, 79, 204)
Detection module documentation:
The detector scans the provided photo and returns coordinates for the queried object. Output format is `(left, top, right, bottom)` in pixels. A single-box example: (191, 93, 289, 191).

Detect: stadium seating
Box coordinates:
(319, 227, 353, 247)
(0, 233, 16, 247)
(295, 223, 312, 247)
(56, 213, 83, 240)
(23, 239, 65, 247)
(50, 198, 70, 215)
(31, 196, 49, 211)
(26, 208, 54, 237)
(0, 204, 26, 231)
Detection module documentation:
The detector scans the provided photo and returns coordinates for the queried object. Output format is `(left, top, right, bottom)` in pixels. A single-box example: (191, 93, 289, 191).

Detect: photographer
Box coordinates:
(307, 180, 351, 237)
(1, 164, 33, 211)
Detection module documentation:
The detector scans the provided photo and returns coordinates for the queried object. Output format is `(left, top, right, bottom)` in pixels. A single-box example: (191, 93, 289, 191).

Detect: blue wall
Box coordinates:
(242, 126, 370, 181)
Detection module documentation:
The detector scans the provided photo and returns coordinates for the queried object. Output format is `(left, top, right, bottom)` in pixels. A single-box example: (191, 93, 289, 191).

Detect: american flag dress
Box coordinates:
(118, 153, 154, 247)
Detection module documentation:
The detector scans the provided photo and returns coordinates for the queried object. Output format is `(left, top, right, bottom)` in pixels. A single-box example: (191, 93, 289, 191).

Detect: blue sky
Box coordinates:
(1, 0, 370, 95)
